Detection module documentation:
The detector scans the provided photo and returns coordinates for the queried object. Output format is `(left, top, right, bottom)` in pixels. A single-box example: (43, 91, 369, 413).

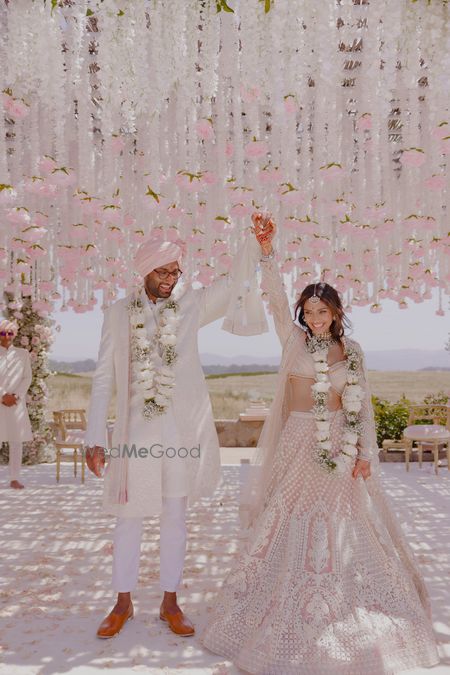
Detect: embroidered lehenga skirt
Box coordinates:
(202, 410, 439, 675)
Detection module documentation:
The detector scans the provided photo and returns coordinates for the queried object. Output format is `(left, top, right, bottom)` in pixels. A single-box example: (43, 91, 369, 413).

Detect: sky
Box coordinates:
(49, 285, 449, 362)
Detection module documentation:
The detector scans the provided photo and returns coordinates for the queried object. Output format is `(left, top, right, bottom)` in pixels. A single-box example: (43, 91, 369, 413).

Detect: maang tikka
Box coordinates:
(310, 282, 321, 304)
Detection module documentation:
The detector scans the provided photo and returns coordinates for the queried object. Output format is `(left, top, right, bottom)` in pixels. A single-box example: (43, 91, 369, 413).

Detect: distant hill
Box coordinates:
(49, 358, 96, 373)
(49, 348, 450, 374)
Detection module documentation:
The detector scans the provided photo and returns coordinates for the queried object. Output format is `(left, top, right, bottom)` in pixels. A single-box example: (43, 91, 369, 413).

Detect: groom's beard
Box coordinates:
(144, 277, 177, 300)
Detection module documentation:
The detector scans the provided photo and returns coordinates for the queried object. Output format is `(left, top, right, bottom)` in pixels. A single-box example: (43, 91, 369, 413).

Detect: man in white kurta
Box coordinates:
(0, 320, 33, 489)
(85, 233, 267, 639)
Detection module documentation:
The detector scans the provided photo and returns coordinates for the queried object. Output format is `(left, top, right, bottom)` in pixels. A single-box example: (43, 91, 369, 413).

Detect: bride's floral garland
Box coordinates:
(306, 334, 365, 474)
(128, 291, 179, 420)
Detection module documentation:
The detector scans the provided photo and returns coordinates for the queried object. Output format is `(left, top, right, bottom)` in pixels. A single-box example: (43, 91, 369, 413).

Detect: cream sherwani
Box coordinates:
(0, 345, 33, 481)
(0, 345, 33, 441)
(85, 277, 238, 518)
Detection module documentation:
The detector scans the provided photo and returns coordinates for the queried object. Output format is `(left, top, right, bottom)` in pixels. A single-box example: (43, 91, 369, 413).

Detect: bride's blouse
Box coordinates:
(287, 359, 347, 413)
(260, 255, 378, 462)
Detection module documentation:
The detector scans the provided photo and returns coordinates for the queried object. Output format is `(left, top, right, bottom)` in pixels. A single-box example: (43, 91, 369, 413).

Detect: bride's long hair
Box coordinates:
(294, 282, 352, 341)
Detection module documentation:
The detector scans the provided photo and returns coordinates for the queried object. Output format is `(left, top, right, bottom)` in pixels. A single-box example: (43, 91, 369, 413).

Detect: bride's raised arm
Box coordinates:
(252, 212, 296, 346)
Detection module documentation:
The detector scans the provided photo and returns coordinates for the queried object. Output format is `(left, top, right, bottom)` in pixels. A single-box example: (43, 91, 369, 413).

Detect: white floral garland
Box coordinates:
(306, 335, 365, 474)
(128, 290, 180, 421)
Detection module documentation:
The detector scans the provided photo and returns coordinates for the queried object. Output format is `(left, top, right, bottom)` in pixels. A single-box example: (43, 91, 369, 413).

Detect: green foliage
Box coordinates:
(423, 390, 449, 405)
(372, 391, 449, 446)
(372, 395, 411, 447)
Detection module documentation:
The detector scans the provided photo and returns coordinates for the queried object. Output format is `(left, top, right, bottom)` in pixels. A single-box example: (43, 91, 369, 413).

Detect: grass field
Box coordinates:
(48, 370, 450, 421)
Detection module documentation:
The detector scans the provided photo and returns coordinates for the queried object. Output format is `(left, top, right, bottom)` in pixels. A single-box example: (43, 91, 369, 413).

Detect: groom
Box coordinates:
(85, 232, 267, 639)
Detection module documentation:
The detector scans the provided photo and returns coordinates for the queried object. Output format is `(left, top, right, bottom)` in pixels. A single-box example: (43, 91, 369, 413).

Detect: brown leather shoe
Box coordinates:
(96, 603, 134, 639)
(159, 608, 195, 637)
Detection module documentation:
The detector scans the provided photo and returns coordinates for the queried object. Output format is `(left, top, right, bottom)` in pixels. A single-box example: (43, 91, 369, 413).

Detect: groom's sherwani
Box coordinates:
(85, 278, 236, 518)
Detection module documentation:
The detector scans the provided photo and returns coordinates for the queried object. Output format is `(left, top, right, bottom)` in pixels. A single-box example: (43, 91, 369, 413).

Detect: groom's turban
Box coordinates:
(0, 319, 18, 335)
(134, 234, 184, 277)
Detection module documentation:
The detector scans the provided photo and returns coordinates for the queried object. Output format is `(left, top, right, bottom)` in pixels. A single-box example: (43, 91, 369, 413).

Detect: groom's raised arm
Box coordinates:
(85, 307, 115, 449)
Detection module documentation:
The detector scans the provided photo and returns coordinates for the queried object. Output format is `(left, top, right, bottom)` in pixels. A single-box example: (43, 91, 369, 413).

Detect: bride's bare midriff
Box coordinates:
(287, 374, 343, 412)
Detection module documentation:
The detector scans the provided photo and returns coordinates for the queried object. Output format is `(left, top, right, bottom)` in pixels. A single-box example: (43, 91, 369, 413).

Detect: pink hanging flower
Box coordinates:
(258, 168, 281, 185)
(20, 284, 33, 297)
(176, 172, 204, 192)
(51, 168, 76, 187)
(38, 156, 58, 174)
(287, 241, 301, 253)
(357, 113, 372, 132)
(280, 259, 295, 273)
(225, 142, 234, 158)
(435, 308, 445, 316)
(195, 119, 215, 141)
(0, 185, 16, 204)
(431, 123, 448, 140)
(123, 214, 135, 228)
(211, 241, 228, 256)
(327, 200, 349, 217)
(7, 208, 31, 225)
(400, 148, 426, 167)
(217, 253, 233, 270)
(166, 227, 181, 242)
(230, 203, 251, 217)
(244, 140, 268, 159)
(196, 266, 215, 285)
(3, 93, 29, 120)
(201, 171, 218, 186)
(440, 137, 450, 155)
(212, 218, 230, 234)
(424, 175, 445, 191)
(320, 163, 344, 182)
(240, 86, 261, 103)
(111, 135, 125, 154)
(284, 97, 297, 115)
(278, 184, 304, 205)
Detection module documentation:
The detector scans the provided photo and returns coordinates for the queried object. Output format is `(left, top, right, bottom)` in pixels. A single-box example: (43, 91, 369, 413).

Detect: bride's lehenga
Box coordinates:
(202, 258, 439, 675)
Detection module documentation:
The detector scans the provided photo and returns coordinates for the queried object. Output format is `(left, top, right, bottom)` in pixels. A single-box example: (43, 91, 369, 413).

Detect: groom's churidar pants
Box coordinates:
(112, 496, 187, 593)
(7, 441, 23, 481)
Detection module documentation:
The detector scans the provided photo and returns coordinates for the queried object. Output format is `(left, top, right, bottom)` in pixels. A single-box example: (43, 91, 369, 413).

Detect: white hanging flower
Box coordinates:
(312, 381, 331, 394)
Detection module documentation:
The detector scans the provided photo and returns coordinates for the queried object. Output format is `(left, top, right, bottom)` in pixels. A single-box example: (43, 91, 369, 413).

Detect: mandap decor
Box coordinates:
(0, 0, 449, 322)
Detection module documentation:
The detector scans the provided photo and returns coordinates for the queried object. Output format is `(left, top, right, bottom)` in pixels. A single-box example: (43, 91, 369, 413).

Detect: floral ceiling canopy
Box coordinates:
(0, 0, 449, 316)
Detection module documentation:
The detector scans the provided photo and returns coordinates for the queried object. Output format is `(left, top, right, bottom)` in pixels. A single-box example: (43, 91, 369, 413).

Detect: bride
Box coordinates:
(202, 213, 439, 674)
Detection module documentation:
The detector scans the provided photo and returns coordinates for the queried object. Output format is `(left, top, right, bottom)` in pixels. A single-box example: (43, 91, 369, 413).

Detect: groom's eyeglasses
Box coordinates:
(154, 268, 183, 280)
(0, 331, 15, 337)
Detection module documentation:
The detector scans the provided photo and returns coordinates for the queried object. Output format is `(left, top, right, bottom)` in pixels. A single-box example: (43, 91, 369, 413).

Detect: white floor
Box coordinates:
(0, 459, 449, 675)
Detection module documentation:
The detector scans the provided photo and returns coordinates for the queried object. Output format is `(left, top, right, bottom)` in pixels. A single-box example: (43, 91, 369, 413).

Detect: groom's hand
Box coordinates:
(85, 446, 106, 477)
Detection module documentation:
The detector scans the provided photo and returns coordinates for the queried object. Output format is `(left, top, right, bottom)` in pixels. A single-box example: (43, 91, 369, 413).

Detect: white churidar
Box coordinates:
(112, 497, 187, 593)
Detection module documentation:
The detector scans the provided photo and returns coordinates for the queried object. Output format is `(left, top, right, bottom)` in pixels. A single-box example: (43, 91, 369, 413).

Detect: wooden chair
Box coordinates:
(402, 404, 450, 474)
(53, 409, 87, 483)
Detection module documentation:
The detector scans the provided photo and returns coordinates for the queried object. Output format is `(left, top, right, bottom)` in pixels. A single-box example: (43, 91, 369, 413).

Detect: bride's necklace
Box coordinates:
(306, 330, 336, 351)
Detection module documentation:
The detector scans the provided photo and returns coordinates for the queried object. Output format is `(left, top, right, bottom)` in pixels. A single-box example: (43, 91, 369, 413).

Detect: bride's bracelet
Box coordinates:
(260, 249, 275, 261)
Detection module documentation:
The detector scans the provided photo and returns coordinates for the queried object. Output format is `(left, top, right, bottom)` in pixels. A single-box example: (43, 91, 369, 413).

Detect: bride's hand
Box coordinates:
(352, 458, 371, 481)
(251, 212, 276, 255)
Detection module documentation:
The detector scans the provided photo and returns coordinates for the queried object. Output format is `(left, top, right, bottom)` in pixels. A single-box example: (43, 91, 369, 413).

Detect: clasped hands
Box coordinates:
(2, 393, 18, 407)
(85, 445, 106, 477)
